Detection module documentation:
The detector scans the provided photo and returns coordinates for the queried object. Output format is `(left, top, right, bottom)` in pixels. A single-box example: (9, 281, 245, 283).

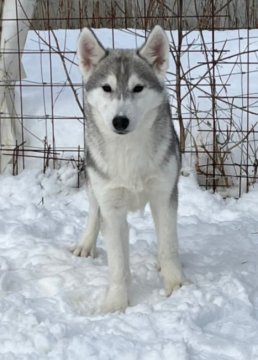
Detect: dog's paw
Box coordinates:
(161, 260, 184, 297)
(163, 274, 183, 297)
(72, 244, 96, 258)
(101, 285, 128, 313)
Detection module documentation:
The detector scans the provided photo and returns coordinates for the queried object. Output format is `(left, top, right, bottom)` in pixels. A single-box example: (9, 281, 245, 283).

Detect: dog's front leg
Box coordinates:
(150, 188, 183, 296)
(101, 206, 129, 313)
(73, 187, 100, 258)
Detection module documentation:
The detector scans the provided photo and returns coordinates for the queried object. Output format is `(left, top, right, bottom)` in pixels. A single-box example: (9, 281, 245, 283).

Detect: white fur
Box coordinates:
(86, 150, 183, 313)
(74, 26, 183, 313)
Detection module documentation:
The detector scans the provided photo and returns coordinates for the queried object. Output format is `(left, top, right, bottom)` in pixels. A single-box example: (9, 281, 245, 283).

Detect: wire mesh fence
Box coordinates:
(0, 0, 258, 197)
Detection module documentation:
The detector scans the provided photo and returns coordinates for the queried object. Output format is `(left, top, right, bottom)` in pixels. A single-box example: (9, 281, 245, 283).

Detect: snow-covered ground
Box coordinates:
(0, 168, 258, 359)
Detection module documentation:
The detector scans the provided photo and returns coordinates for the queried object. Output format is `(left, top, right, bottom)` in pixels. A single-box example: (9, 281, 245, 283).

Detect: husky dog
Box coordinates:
(74, 26, 183, 312)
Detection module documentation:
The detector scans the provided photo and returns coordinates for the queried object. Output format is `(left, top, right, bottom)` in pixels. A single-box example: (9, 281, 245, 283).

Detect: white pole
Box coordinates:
(0, 0, 37, 172)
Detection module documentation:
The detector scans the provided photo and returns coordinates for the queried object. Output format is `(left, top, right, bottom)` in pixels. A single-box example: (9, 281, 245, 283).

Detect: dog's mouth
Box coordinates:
(114, 129, 129, 135)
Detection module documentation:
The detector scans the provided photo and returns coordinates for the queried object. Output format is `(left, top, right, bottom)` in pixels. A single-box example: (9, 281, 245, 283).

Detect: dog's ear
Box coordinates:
(138, 25, 169, 78)
(77, 28, 106, 81)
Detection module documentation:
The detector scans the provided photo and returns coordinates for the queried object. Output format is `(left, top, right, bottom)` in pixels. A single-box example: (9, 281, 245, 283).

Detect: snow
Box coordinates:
(0, 168, 258, 359)
(1, 27, 258, 359)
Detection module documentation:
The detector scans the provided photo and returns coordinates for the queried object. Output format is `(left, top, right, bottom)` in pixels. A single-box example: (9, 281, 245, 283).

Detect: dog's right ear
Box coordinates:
(77, 28, 106, 81)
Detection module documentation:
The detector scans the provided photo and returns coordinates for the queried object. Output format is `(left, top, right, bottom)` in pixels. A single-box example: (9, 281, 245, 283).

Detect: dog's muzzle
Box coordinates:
(112, 116, 129, 135)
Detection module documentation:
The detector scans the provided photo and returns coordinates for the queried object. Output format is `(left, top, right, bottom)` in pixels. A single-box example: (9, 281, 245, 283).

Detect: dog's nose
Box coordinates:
(112, 116, 129, 133)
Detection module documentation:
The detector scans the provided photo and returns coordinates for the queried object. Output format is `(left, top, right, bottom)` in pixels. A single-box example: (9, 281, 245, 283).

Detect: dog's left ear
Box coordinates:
(138, 25, 169, 78)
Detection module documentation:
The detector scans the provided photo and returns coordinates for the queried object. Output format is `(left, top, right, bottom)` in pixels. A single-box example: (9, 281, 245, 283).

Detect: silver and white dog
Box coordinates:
(74, 26, 183, 312)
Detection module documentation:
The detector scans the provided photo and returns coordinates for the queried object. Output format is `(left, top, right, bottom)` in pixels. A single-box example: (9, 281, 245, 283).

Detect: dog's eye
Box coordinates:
(133, 85, 144, 93)
(102, 84, 112, 92)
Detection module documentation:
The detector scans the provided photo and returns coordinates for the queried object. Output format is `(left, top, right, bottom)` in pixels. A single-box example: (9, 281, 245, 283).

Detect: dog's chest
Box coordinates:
(106, 135, 155, 192)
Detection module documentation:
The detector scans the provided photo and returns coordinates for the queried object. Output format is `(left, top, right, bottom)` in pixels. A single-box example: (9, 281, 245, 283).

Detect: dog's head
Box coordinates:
(77, 26, 169, 135)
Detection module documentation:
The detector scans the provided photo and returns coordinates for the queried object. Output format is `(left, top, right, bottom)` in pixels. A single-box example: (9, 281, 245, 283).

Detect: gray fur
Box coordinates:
(86, 49, 163, 94)
(151, 101, 179, 165)
(86, 148, 109, 179)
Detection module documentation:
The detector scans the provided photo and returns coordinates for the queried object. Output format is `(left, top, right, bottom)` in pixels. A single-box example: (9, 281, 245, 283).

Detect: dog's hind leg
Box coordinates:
(73, 188, 100, 258)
